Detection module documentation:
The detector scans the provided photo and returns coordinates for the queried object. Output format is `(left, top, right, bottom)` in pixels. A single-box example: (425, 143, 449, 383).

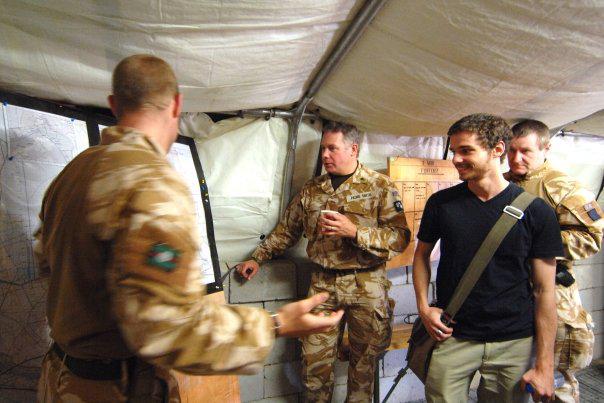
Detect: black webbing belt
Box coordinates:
(52, 343, 137, 381)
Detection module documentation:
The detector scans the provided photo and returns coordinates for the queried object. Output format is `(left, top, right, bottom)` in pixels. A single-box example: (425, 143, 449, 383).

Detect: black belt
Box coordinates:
(320, 265, 380, 274)
(52, 343, 136, 381)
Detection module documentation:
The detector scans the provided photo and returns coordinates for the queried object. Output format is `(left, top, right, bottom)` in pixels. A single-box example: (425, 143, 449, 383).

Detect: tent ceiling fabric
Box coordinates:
(560, 109, 604, 137)
(1, 0, 603, 137)
(0, 0, 359, 112)
(315, 0, 604, 135)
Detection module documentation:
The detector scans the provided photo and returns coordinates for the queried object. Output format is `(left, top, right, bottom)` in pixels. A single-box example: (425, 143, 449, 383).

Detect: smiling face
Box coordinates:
(320, 130, 358, 175)
(450, 131, 503, 181)
(507, 132, 548, 176)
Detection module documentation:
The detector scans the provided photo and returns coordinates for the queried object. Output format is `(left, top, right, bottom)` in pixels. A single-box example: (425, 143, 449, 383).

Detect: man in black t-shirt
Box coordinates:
(412, 114, 563, 403)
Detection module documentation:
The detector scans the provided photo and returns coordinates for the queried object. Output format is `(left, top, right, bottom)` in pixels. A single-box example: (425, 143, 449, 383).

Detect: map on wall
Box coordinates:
(0, 104, 89, 397)
(386, 156, 460, 268)
(100, 125, 219, 288)
(165, 141, 217, 286)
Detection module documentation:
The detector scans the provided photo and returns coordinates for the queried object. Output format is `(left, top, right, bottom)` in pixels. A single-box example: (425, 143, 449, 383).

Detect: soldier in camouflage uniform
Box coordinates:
(238, 121, 411, 402)
(506, 119, 604, 403)
(34, 54, 342, 402)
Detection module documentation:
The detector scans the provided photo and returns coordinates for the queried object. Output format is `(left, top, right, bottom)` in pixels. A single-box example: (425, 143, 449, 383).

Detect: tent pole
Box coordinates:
(279, 0, 388, 215)
(442, 136, 450, 160)
(220, 109, 319, 120)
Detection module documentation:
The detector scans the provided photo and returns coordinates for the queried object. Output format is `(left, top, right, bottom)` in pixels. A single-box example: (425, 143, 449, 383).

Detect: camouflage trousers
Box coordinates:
(302, 268, 393, 403)
(554, 323, 594, 403)
(37, 347, 180, 402)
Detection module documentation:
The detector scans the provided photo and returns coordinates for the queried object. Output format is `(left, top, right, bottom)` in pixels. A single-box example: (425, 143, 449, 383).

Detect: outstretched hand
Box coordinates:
(276, 292, 344, 338)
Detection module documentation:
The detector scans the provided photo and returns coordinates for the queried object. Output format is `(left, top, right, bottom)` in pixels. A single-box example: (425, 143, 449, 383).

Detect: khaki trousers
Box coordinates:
(302, 269, 393, 403)
(425, 336, 533, 403)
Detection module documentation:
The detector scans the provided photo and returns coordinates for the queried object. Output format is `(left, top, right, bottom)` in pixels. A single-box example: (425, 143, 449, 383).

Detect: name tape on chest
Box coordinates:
(346, 192, 373, 203)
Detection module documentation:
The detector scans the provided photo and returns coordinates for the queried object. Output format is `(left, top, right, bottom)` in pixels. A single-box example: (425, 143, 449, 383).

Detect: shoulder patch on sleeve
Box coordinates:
(146, 243, 181, 272)
(584, 202, 602, 222)
(394, 200, 404, 212)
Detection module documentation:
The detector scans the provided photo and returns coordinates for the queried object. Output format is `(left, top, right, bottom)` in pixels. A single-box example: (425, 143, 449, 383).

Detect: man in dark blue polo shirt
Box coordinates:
(412, 114, 563, 403)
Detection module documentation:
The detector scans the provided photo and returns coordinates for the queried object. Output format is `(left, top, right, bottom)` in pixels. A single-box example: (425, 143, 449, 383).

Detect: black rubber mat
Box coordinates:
(577, 362, 604, 403)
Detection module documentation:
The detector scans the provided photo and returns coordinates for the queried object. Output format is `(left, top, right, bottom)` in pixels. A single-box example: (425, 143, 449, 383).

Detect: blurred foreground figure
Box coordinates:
(35, 54, 342, 402)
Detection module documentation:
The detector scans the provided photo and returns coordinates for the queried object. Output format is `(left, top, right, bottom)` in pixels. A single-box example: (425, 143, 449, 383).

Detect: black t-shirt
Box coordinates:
(329, 171, 354, 191)
(417, 182, 563, 342)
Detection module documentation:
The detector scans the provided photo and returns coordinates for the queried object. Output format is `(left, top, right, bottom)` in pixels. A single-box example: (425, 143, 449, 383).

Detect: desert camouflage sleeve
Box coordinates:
(96, 154, 275, 375)
(355, 180, 410, 260)
(251, 191, 304, 263)
(546, 176, 604, 260)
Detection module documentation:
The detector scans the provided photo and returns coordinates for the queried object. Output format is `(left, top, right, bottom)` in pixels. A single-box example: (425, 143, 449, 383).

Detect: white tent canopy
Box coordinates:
(2, 0, 604, 136)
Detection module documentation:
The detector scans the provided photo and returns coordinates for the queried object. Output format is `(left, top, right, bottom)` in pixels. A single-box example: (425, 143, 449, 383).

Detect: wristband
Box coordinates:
(268, 311, 281, 336)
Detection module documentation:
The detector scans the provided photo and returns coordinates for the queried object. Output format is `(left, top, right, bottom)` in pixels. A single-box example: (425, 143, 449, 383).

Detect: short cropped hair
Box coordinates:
(511, 119, 550, 148)
(323, 120, 360, 146)
(447, 113, 511, 162)
(112, 54, 179, 117)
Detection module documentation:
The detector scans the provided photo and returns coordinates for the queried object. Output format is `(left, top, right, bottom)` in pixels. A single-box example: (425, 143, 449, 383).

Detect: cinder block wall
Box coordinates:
(576, 251, 604, 360)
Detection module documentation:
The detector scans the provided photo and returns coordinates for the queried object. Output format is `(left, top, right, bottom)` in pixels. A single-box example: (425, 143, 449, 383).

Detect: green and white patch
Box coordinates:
(146, 243, 181, 271)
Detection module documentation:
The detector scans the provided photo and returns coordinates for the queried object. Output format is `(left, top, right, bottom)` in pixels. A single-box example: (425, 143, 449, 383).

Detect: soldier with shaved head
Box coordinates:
(35, 54, 343, 402)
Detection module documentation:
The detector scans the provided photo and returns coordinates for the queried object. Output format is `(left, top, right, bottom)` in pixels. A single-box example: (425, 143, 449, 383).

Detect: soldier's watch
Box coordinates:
(268, 311, 282, 337)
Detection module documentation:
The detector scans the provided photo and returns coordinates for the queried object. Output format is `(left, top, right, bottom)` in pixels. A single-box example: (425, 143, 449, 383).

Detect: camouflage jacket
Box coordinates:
(506, 160, 603, 328)
(34, 126, 274, 374)
(252, 163, 411, 269)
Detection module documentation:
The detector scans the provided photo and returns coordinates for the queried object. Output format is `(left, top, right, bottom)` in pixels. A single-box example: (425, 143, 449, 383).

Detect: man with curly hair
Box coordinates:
(413, 113, 563, 402)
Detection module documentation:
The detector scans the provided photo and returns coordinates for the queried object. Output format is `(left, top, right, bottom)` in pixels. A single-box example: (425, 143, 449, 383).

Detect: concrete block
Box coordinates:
(390, 284, 417, 316)
(573, 262, 604, 291)
(230, 259, 297, 303)
(264, 300, 298, 364)
(264, 362, 303, 398)
(387, 268, 406, 286)
(239, 370, 265, 402)
(334, 359, 349, 385)
(249, 394, 299, 403)
(579, 250, 604, 265)
(579, 287, 604, 312)
(383, 349, 408, 377)
(379, 373, 425, 402)
(593, 332, 603, 361)
(591, 309, 604, 335)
